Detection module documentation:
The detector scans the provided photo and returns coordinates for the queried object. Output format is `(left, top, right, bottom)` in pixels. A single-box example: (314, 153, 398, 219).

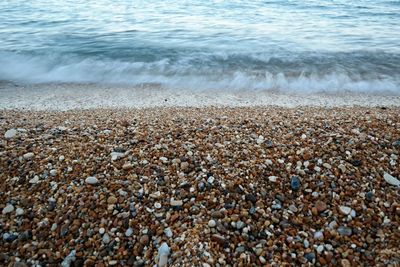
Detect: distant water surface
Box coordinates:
(0, 0, 399, 93)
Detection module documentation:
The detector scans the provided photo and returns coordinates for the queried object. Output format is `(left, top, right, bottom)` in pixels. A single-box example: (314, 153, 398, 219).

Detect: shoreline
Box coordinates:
(1, 107, 399, 266)
(0, 83, 399, 110)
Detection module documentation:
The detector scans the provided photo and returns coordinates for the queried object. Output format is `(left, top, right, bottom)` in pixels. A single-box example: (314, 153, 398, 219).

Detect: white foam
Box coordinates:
(0, 52, 399, 95)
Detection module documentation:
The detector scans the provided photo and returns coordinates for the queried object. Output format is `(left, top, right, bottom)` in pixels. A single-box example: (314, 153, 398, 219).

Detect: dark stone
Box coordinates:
(337, 226, 352, 236)
(304, 252, 316, 263)
(290, 176, 301, 191)
(352, 159, 362, 167)
(249, 206, 256, 215)
(113, 147, 126, 153)
(245, 194, 257, 203)
(393, 139, 400, 147)
(3, 232, 18, 242)
(365, 191, 374, 201)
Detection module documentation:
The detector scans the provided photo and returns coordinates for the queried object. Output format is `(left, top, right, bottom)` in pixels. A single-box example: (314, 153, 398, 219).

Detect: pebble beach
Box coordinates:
(1, 107, 399, 266)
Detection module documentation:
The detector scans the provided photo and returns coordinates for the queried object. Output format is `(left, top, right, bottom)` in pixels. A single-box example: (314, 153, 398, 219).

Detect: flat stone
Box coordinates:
(23, 152, 34, 159)
(107, 196, 118, 204)
(29, 176, 40, 184)
(16, 208, 24, 216)
(2, 204, 14, 214)
(339, 206, 352, 215)
(4, 129, 17, 139)
(85, 176, 99, 185)
(139, 235, 149, 245)
(125, 228, 133, 237)
(268, 176, 277, 182)
(337, 226, 352, 236)
(122, 163, 133, 170)
(170, 199, 183, 207)
(383, 172, 400, 186)
(315, 200, 327, 212)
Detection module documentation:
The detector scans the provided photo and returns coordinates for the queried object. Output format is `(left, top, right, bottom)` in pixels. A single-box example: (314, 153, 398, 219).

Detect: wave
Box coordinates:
(0, 51, 399, 94)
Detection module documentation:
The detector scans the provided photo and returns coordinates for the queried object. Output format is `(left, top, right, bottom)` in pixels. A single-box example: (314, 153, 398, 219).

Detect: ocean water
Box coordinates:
(0, 0, 399, 94)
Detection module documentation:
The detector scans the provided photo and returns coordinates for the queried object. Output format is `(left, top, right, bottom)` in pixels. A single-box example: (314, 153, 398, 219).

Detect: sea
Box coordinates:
(0, 0, 399, 94)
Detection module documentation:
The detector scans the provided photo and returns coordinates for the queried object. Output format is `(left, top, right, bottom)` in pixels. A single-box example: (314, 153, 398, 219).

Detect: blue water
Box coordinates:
(0, 0, 400, 93)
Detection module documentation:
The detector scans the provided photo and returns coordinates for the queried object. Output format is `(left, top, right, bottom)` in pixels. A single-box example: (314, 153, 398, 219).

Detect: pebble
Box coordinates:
(164, 227, 173, 238)
(268, 176, 277, 182)
(61, 250, 76, 267)
(314, 231, 324, 240)
(1, 107, 399, 266)
(50, 169, 57, 176)
(323, 163, 331, 169)
(383, 172, 400, 186)
(158, 242, 170, 267)
(139, 235, 149, 245)
(337, 226, 352, 236)
(290, 176, 301, 190)
(102, 233, 111, 244)
(315, 200, 327, 212)
(339, 206, 352, 215)
(170, 199, 183, 207)
(107, 196, 118, 204)
(29, 175, 40, 184)
(208, 219, 216, 228)
(2, 204, 14, 214)
(15, 208, 24, 216)
(23, 152, 34, 159)
(85, 176, 98, 185)
(4, 128, 17, 139)
(125, 228, 133, 237)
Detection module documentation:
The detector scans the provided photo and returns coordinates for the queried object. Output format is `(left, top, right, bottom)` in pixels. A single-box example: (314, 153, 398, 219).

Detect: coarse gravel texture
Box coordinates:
(0, 107, 399, 266)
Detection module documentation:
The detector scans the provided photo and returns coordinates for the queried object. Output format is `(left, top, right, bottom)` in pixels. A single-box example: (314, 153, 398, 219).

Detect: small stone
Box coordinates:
(125, 228, 133, 237)
(208, 220, 216, 228)
(85, 176, 98, 185)
(164, 227, 173, 238)
(337, 226, 352, 236)
(288, 204, 298, 213)
(109, 260, 117, 265)
(180, 162, 189, 171)
(383, 172, 400, 186)
(154, 202, 162, 209)
(259, 256, 266, 264)
(23, 152, 34, 159)
(304, 252, 315, 263)
(316, 245, 324, 253)
(99, 228, 105, 235)
(102, 233, 111, 244)
(122, 163, 133, 170)
(323, 163, 331, 169)
(111, 152, 124, 161)
(29, 175, 40, 184)
(4, 129, 17, 139)
(315, 201, 327, 212)
(268, 176, 277, 182)
(107, 196, 118, 204)
(158, 242, 170, 267)
(245, 194, 257, 203)
(61, 250, 76, 267)
(139, 235, 149, 245)
(303, 239, 309, 248)
(211, 234, 227, 246)
(352, 159, 361, 167)
(59, 155, 65, 162)
(365, 191, 374, 201)
(207, 176, 215, 184)
(314, 231, 324, 240)
(341, 259, 351, 267)
(339, 206, 352, 215)
(301, 134, 307, 139)
(16, 208, 24, 216)
(236, 221, 245, 230)
(50, 169, 57, 176)
(170, 199, 183, 207)
(290, 176, 301, 190)
(160, 157, 168, 163)
(2, 204, 14, 214)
